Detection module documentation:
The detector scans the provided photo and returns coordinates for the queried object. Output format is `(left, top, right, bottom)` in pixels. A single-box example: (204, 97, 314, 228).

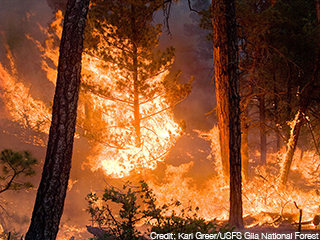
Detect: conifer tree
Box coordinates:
(80, 0, 192, 177)
(26, 0, 90, 238)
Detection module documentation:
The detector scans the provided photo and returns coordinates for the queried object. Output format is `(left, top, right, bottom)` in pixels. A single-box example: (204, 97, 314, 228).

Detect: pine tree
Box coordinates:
(25, 0, 90, 238)
(80, 0, 192, 177)
(212, 0, 243, 229)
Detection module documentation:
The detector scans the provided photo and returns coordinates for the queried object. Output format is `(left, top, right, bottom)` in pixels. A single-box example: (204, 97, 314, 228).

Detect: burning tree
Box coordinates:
(79, 0, 192, 177)
(26, 0, 191, 179)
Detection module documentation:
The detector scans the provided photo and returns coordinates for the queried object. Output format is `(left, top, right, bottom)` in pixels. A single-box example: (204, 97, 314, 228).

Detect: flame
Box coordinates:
(145, 126, 320, 226)
(3, 7, 320, 235)
(24, 11, 183, 178)
(147, 161, 229, 221)
(0, 51, 51, 146)
(56, 225, 88, 240)
(82, 53, 183, 178)
(26, 10, 62, 85)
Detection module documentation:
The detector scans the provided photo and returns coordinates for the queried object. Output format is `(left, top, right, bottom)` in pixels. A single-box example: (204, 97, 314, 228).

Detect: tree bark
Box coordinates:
(212, 0, 230, 180)
(274, 84, 282, 152)
(25, 0, 90, 239)
(212, 0, 243, 229)
(241, 93, 250, 182)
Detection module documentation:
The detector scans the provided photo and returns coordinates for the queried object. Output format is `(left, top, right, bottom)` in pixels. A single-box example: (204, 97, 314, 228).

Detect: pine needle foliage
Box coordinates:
(0, 149, 37, 194)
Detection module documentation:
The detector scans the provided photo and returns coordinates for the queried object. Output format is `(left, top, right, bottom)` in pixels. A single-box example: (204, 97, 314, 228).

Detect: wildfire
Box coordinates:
(82, 53, 183, 178)
(56, 225, 88, 240)
(24, 10, 184, 178)
(191, 126, 320, 226)
(0, 57, 51, 145)
(26, 10, 62, 85)
(2, 8, 320, 240)
(147, 161, 230, 221)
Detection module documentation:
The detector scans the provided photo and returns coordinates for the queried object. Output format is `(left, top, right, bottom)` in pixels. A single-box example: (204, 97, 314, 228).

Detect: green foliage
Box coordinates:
(0, 149, 37, 239)
(87, 182, 143, 240)
(86, 181, 234, 240)
(0, 149, 37, 193)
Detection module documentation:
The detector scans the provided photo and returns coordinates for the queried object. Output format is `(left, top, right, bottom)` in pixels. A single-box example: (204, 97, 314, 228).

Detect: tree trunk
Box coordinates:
(277, 0, 320, 190)
(274, 84, 281, 152)
(316, 0, 320, 22)
(277, 0, 320, 187)
(278, 110, 304, 188)
(278, 76, 317, 188)
(212, 0, 230, 180)
(212, 0, 243, 229)
(25, 0, 90, 239)
(133, 47, 141, 147)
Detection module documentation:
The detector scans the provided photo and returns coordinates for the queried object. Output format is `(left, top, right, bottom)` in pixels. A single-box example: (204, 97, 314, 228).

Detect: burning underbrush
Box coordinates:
(145, 143, 320, 230)
(81, 131, 320, 240)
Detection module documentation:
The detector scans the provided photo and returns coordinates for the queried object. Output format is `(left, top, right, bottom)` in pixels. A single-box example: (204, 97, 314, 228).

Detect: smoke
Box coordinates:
(0, 0, 55, 102)
(151, 0, 217, 188)
(155, 1, 215, 132)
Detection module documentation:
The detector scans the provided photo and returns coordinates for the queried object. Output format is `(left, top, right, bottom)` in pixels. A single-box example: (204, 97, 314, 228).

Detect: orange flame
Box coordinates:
(0, 56, 51, 144)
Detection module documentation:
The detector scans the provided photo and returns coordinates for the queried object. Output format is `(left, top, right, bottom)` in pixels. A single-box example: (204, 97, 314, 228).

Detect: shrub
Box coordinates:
(86, 181, 234, 240)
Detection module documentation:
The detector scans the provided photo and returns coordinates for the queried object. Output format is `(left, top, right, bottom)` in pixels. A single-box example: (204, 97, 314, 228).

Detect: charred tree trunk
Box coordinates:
(274, 84, 281, 152)
(284, 77, 293, 139)
(316, 0, 320, 22)
(278, 79, 317, 188)
(133, 47, 141, 147)
(212, 0, 243, 229)
(278, 78, 316, 188)
(25, 0, 90, 239)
